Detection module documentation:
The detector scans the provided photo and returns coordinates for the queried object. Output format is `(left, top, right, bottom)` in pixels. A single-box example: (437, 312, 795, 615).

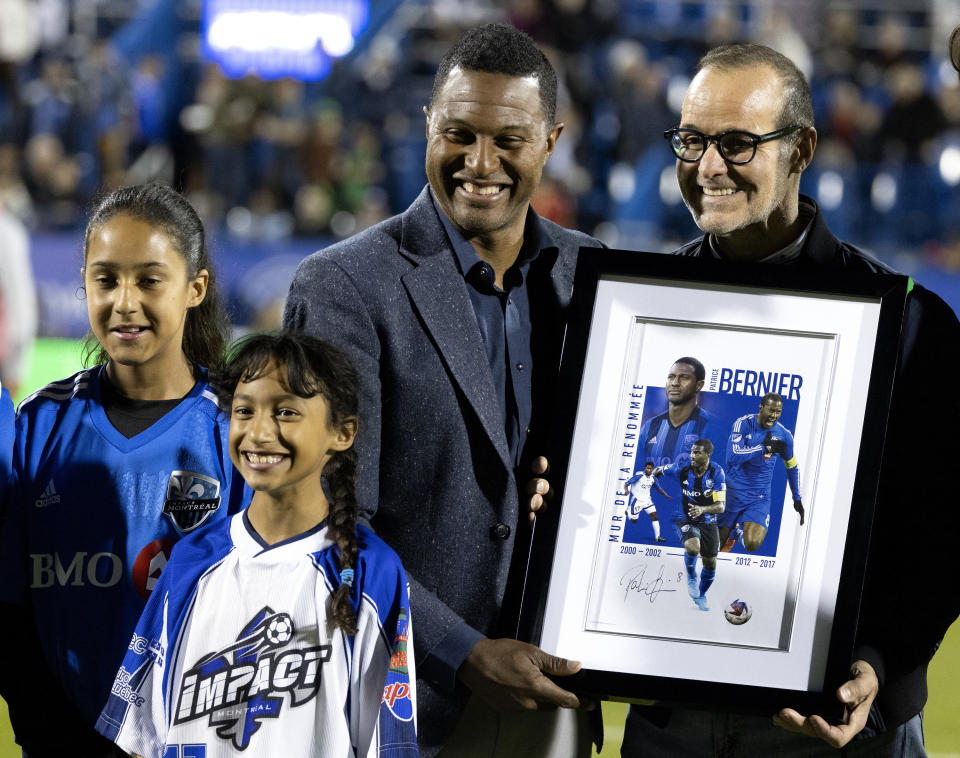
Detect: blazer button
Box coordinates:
(490, 523, 512, 540)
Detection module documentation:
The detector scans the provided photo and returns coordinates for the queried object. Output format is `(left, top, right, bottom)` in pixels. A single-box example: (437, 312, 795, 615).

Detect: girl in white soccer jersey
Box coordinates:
(97, 332, 419, 758)
(0, 184, 243, 757)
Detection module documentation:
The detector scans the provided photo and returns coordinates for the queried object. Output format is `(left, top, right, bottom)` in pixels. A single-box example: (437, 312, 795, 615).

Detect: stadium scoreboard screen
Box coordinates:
(201, 0, 369, 80)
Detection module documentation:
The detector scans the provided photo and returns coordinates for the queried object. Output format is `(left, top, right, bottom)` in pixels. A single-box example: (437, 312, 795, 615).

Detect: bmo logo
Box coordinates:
(31, 552, 123, 588)
(29, 538, 177, 597)
(132, 539, 177, 600)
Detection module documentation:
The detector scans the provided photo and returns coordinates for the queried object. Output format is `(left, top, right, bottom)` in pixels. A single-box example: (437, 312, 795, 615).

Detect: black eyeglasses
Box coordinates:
(663, 125, 804, 165)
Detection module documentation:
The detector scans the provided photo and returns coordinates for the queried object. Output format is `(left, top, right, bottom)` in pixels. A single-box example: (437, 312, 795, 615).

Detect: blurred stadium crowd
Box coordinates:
(0, 0, 958, 370)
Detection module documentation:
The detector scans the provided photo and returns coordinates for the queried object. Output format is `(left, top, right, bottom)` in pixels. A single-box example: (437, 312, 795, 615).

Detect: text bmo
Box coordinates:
(717, 368, 802, 400)
(31, 552, 123, 588)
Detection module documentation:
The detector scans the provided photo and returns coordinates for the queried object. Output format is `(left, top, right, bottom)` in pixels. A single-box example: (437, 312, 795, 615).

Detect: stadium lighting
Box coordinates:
(608, 162, 636, 203)
(208, 12, 354, 56)
(871, 172, 897, 213)
(939, 146, 960, 186)
(659, 164, 683, 205)
(203, 0, 369, 80)
(816, 171, 844, 211)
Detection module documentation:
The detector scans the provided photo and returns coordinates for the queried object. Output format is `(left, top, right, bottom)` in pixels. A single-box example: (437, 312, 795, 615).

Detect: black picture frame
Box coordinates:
(515, 249, 909, 719)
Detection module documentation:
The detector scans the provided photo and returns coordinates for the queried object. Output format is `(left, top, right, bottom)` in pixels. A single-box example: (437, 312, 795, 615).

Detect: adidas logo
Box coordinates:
(35, 481, 61, 508)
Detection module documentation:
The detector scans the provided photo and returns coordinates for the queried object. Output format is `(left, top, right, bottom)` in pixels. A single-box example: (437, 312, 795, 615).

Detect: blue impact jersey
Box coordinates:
(637, 406, 721, 469)
(0, 365, 245, 725)
(725, 414, 801, 501)
(97, 514, 419, 758)
(658, 461, 726, 525)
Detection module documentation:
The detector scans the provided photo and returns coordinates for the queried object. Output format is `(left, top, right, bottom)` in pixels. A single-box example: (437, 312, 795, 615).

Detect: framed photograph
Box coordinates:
(516, 249, 909, 716)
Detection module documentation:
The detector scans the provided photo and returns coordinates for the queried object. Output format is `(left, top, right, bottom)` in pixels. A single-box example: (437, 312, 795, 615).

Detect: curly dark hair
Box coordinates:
(216, 331, 362, 634)
(81, 183, 229, 371)
(431, 22, 558, 126)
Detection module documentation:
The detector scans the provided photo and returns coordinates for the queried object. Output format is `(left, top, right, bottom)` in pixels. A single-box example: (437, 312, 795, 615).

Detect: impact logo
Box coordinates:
(163, 471, 222, 533)
(380, 607, 413, 722)
(174, 607, 331, 750)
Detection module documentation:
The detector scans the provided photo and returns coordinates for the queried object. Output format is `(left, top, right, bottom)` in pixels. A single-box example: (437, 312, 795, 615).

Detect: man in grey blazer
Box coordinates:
(284, 23, 603, 757)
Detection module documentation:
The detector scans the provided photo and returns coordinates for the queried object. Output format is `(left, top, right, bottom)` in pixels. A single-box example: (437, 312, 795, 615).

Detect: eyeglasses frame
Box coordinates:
(663, 125, 805, 165)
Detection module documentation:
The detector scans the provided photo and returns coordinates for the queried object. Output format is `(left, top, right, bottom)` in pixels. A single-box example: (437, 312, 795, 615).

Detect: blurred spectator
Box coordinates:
(0, 0, 958, 327)
(606, 40, 672, 163)
(0, 201, 37, 395)
(879, 62, 948, 161)
(0, 143, 34, 226)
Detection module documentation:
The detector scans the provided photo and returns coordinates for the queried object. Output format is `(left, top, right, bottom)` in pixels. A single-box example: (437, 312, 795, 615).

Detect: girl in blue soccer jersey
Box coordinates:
(97, 333, 418, 758)
(0, 184, 244, 757)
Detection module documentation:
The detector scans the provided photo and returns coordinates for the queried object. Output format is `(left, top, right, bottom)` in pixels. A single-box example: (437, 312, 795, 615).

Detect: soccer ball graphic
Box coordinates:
(723, 599, 752, 625)
(265, 613, 294, 645)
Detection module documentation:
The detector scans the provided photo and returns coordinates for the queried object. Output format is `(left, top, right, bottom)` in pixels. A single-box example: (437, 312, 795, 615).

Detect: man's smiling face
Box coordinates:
(676, 64, 797, 246)
(424, 67, 560, 243)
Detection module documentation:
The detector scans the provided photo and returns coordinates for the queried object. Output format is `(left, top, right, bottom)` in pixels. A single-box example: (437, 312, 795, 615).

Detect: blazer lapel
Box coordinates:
(398, 190, 513, 471)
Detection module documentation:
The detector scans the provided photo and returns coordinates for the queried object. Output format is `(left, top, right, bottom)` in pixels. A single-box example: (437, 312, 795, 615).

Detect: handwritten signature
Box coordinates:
(619, 563, 677, 603)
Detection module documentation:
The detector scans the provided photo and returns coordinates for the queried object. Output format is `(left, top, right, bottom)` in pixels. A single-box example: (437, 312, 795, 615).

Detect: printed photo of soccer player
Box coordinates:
(620, 461, 671, 542)
(638, 357, 721, 469)
(652, 439, 726, 612)
(624, 357, 725, 546)
(719, 393, 804, 553)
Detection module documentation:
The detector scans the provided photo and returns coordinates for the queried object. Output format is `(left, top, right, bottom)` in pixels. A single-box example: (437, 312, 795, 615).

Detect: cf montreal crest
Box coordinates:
(163, 471, 222, 532)
(174, 606, 331, 750)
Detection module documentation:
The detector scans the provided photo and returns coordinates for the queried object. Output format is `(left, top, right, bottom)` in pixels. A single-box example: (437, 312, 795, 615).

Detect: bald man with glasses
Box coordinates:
(621, 43, 959, 758)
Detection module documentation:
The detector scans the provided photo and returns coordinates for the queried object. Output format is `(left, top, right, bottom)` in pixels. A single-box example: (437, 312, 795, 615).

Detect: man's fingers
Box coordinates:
(838, 677, 871, 704)
(772, 708, 805, 732)
(531, 456, 550, 475)
(773, 711, 842, 747)
(528, 493, 544, 523)
(526, 656, 586, 710)
(536, 650, 581, 677)
(527, 477, 550, 495)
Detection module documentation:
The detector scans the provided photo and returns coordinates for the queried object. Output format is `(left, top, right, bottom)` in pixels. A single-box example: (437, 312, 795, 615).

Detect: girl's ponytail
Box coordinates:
(325, 447, 359, 635)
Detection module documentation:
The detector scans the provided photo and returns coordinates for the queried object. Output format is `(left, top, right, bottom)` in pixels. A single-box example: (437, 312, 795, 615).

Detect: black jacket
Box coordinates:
(676, 195, 960, 730)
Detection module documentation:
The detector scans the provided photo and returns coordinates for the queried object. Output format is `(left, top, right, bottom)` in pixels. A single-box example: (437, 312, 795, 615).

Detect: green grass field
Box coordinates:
(0, 339, 957, 755)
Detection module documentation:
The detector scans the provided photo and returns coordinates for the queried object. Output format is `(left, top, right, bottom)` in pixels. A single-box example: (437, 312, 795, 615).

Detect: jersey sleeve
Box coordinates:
(0, 403, 31, 605)
(712, 466, 726, 508)
(781, 430, 801, 500)
(96, 573, 176, 758)
(96, 528, 228, 758)
(726, 417, 764, 467)
(350, 532, 419, 757)
(659, 462, 679, 483)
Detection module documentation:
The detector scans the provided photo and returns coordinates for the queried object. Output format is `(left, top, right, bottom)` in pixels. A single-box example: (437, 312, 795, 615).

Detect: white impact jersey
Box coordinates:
(96, 512, 419, 758)
(625, 473, 660, 509)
